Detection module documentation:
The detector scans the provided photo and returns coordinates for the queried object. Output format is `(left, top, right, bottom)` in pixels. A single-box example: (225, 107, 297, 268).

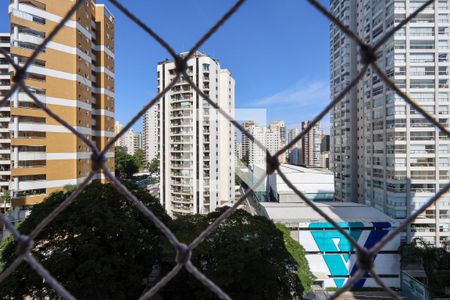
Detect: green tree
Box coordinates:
(277, 223, 314, 296)
(148, 157, 160, 175)
(159, 208, 302, 300)
(400, 238, 450, 296)
(133, 148, 145, 171)
(0, 182, 170, 300)
(115, 146, 139, 178)
(1, 190, 11, 214)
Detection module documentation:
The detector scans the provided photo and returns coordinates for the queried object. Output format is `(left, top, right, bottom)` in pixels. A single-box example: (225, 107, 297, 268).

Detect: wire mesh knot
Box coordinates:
(13, 68, 26, 83)
(91, 152, 105, 172)
(359, 44, 376, 65)
(175, 55, 188, 74)
(15, 235, 33, 257)
(356, 249, 373, 272)
(176, 243, 191, 265)
(265, 153, 280, 175)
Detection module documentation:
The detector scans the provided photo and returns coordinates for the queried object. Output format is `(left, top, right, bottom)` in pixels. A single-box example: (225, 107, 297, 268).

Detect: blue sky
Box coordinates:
(0, 0, 330, 132)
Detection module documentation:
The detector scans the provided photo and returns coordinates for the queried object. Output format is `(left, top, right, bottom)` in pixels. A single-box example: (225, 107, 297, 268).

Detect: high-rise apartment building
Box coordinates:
(241, 120, 257, 163)
(330, 0, 450, 246)
(288, 127, 302, 165)
(246, 123, 281, 167)
(156, 51, 235, 215)
(268, 120, 286, 163)
(114, 120, 123, 140)
(320, 133, 331, 169)
(301, 121, 322, 168)
(123, 129, 141, 156)
(8, 0, 115, 214)
(115, 122, 141, 156)
(142, 104, 159, 163)
(0, 33, 11, 213)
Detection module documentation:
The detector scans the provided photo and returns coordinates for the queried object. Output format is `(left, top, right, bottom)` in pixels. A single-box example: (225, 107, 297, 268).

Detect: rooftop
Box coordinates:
(259, 201, 396, 224)
(270, 164, 334, 195)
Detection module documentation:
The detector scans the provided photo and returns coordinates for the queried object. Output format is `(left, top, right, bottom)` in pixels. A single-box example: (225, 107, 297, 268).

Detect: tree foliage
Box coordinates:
(159, 208, 303, 300)
(0, 188, 310, 299)
(148, 157, 160, 175)
(400, 238, 450, 296)
(276, 223, 314, 296)
(133, 148, 145, 171)
(115, 146, 139, 178)
(0, 182, 169, 300)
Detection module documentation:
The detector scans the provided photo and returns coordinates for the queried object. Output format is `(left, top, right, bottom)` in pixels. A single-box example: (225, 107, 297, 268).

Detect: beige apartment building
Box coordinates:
(7, 0, 115, 216)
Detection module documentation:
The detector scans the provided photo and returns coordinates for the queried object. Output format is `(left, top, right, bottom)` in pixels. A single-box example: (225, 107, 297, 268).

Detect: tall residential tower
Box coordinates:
(0, 33, 11, 213)
(330, 0, 450, 246)
(8, 0, 115, 214)
(155, 51, 235, 215)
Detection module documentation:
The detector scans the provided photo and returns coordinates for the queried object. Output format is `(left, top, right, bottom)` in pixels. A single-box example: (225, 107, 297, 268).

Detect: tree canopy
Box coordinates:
(148, 157, 160, 175)
(159, 208, 304, 300)
(400, 238, 450, 296)
(115, 146, 139, 178)
(0, 186, 310, 300)
(277, 223, 314, 296)
(133, 148, 145, 171)
(0, 182, 169, 300)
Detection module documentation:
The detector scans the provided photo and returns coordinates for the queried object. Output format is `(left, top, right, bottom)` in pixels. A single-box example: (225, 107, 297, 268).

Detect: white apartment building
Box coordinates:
(268, 120, 286, 163)
(288, 127, 302, 165)
(157, 51, 235, 215)
(143, 104, 159, 163)
(247, 124, 281, 167)
(320, 133, 331, 169)
(114, 121, 141, 155)
(0, 33, 11, 213)
(330, 0, 450, 246)
(241, 120, 257, 163)
(301, 121, 322, 168)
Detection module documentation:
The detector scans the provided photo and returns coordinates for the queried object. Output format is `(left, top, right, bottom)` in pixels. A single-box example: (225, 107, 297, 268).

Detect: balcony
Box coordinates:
(170, 154, 192, 161)
(170, 129, 193, 136)
(171, 121, 193, 127)
(18, 179, 46, 190)
(18, 151, 45, 160)
(170, 137, 192, 144)
(171, 112, 192, 119)
(171, 144, 192, 151)
(171, 180, 192, 186)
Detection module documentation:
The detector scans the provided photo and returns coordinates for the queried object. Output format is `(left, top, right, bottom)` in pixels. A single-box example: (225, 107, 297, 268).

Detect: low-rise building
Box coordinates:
(258, 201, 401, 289)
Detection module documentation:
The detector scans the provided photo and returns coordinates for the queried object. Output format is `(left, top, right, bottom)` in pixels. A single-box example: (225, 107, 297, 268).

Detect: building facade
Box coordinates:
(330, 0, 450, 246)
(268, 120, 286, 163)
(246, 123, 282, 167)
(142, 104, 159, 163)
(301, 120, 322, 168)
(122, 129, 141, 156)
(0, 33, 11, 213)
(241, 120, 256, 163)
(8, 0, 115, 215)
(287, 127, 302, 165)
(115, 124, 141, 156)
(259, 201, 400, 289)
(157, 51, 235, 215)
(320, 133, 330, 169)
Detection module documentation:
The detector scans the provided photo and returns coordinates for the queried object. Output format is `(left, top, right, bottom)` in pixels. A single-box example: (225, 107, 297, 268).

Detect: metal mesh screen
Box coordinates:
(0, 0, 447, 299)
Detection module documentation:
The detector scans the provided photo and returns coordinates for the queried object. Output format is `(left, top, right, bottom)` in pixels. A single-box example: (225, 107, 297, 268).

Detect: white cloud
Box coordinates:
(250, 80, 329, 108)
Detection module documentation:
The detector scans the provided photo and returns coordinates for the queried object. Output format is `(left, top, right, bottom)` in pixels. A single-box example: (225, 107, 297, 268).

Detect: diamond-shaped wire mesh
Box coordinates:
(0, 0, 448, 299)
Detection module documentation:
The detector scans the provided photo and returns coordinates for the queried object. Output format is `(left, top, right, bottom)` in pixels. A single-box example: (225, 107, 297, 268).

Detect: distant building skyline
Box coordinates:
(114, 121, 143, 156)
